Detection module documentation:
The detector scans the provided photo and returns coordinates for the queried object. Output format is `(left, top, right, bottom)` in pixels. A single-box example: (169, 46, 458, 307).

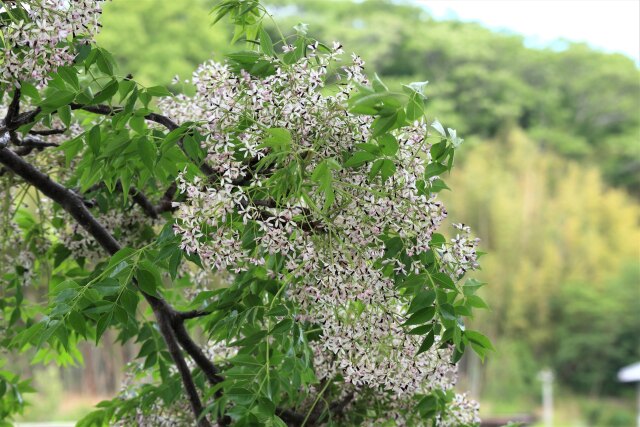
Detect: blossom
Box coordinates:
(163, 45, 481, 423)
(0, 0, 106, 86)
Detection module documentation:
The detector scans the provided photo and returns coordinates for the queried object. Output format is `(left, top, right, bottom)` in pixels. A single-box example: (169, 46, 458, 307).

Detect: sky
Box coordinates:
(416, 0, 640, 63)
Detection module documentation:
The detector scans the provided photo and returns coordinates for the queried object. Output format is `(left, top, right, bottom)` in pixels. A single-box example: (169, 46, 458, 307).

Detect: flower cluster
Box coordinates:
(438, 393, 482, 427)
(163, 44, 480, 423)
(1, 0, 106, 86)
(440, 223, 481, 278)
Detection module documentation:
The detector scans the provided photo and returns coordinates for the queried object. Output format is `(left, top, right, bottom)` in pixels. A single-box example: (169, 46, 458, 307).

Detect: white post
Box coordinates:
(538, 368, 553, 427)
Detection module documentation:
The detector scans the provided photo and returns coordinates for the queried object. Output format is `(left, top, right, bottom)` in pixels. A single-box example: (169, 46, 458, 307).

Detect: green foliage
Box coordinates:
(552, 263, 640, 395)
(97, 0, 230, 85)
(0, 367, 33, 424)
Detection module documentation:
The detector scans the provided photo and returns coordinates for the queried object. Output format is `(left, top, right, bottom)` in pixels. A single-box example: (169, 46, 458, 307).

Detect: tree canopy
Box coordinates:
(0, 1, 490, 425)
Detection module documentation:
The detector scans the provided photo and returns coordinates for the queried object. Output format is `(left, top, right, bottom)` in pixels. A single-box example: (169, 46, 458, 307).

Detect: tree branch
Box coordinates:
(0, 147, 121, 254)
(5, 88, 21, 125)
(29, 127, 67, 136)
(129, 187, 160, 219)
(12, 135, 59, 156)
(150, 304, 212, 427)
(176, 308, 210, 320)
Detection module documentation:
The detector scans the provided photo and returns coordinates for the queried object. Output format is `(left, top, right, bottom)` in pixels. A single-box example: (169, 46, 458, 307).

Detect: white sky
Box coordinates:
(416, 0, 640, 63)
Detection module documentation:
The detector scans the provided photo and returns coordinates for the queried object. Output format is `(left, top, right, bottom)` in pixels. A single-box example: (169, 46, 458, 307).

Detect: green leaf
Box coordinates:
(259, 27, 275, 57)
(129, 115, 146, 134)
(384, 236, 404, 259)
(258, 128, 291, 151)
(407, 290, 436, 314)
(429, 178, 450, 193)
(58, 105, 72, 128)
(417, 330, 435, 355)
(424, 162, 448, 179)
(270, 319, 293, 335)
(136, 137, 156, 171)
(118, 80, 136, 101)
(183, 135, 205, 162)
(406, 93, 424, 121)
(20, 83, 40, 101)
(417, 394, 438, 417)
(146, 85, 172, 97)
(398, 274, 427, 292)
(86, 125, 101, 155)
(40, 90, 75, 112)
(267, 305, 288, 317)
(379, 159, 396, 181)
(67, 311, 87, 336)
(57, 66, 80, 90)
(136, 264, 161, 297)
(345, 151, 376, 168)
(92, 79, 119, 104)
(59, 136, 83, 166)
(439, 303, 457, 321)
(108, 247, 136, 271)
(430, 141, 448, 161)
(368, 158, 384, 180)
(467, 294, 489, 309)
(402, 80, 429, 96)
(137, 339, 156, 358)
(465, 330, 494, 351)
(378, 134, 398, 156)
(408, 324, 432, 335)
(404, 306, 436, 326)
(95, 312, 113, 344)
(372, 73, 388, 93)
(432, 272, 455, 290)
(96, 48, 116, 75)
(227, 387, 254, 405)
(94, 278, 121, 297)
(146, 86, 173, 98)
(463, 279, 485, 296)
(372, 112, 398, 137)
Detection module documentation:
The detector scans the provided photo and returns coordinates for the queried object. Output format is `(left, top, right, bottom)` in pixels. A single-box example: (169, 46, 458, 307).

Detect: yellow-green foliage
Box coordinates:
(445, 128, 639, 348)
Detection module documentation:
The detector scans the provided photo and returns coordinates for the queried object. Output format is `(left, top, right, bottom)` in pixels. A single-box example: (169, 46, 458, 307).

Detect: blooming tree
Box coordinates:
(0, 1, 491, 425)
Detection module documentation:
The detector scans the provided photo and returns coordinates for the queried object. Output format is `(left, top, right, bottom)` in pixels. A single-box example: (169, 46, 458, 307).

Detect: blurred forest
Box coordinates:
(23, 0, 640, 425)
